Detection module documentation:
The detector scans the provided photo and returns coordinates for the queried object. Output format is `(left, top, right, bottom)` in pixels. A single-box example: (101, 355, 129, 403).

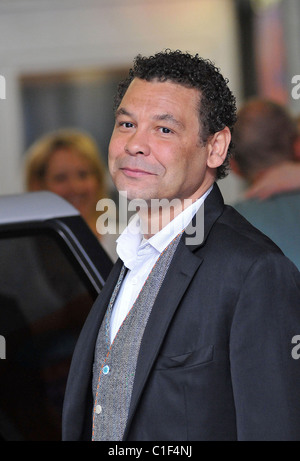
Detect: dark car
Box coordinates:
(0, 191, 113, 441)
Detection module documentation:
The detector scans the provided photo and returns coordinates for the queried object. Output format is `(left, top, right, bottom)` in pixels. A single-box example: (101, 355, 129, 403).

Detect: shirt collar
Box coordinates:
(116, 186, 213, 269)
(116, 213, 142, 270)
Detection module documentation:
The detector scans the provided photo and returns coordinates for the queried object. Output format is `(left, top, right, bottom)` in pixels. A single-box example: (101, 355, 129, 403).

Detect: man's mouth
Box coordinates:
(120, 167, 156, 177)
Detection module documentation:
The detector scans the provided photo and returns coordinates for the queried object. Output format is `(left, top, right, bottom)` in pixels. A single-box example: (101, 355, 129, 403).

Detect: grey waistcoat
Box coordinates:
(91, 232, 182, 441)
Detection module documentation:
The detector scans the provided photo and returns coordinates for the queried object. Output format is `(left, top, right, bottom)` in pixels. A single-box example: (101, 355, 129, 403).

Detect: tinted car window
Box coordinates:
(0, 229, 99, 440)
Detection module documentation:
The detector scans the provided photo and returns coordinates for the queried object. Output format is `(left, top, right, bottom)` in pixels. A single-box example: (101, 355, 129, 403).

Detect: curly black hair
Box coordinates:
(113, 49, 237, 180)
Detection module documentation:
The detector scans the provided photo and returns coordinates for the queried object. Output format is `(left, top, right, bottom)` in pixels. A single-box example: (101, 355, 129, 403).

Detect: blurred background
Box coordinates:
(0, 0, 299, 204)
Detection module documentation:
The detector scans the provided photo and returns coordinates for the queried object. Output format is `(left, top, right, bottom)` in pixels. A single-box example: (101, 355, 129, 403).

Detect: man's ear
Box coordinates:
(206, 127, 231, 169)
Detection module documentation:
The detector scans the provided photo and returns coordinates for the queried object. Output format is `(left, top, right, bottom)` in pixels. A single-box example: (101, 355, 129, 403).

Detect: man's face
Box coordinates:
(109, 78, 215, 204)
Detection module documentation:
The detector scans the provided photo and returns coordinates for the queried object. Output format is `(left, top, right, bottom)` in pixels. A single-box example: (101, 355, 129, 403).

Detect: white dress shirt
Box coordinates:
(109, 187, 212, 343)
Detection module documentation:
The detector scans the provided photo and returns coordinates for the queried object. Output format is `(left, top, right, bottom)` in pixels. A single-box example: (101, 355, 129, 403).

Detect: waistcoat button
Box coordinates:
(95, 405, 102, 414)
(103, 365, 110, 375)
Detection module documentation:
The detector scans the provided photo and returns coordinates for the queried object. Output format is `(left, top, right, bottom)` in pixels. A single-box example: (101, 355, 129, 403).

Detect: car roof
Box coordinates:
(0, 191, 80, 224)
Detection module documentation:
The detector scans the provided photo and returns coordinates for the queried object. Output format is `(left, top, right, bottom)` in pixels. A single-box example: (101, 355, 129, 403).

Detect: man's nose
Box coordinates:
(124, 130, 150, 156)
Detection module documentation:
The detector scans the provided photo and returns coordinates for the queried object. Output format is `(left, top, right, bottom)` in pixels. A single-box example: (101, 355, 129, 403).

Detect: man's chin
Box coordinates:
(116, 185, 152, 202)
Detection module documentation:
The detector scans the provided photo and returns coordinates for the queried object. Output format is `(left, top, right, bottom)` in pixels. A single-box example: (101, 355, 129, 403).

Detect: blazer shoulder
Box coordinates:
(204, 204, 286, 264)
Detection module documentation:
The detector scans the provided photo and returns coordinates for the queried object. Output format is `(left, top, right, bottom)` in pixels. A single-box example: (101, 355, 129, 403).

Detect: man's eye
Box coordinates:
(160, 127, 172, 134)
(120, 122, 134, 128)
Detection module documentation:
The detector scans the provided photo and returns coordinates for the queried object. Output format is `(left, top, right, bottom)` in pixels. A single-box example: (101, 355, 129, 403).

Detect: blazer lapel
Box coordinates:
(185, 182, 225, 251)
(63, 258, 125, 440)
(67, 258, 124, 385)
(88, 258, 124, 331)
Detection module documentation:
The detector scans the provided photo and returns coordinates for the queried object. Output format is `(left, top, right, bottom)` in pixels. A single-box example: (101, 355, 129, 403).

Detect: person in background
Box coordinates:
(243, 113, 300, 200)
(231, 99, 300, 269)
(24, 128, 117, 261)
(62, 50, 300, 441)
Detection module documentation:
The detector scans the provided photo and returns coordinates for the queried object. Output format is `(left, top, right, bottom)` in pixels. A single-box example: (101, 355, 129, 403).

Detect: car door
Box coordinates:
(0, 191, 114, 440)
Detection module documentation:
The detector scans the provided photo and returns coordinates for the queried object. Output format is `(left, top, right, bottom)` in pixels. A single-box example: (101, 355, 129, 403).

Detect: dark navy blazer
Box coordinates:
(62, 183, 300, 441)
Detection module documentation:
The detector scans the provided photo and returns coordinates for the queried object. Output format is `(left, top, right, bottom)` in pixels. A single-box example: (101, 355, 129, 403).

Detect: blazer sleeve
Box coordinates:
(229, 251, 300, 441)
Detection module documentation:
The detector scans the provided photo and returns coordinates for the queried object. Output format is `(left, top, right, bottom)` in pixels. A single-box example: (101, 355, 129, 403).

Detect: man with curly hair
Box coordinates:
(63, 50, 300, 441)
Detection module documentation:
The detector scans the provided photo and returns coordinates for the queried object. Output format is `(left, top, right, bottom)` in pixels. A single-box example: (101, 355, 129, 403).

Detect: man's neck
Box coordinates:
(136, 180, 215, 239)
(138, 196, 204, 240)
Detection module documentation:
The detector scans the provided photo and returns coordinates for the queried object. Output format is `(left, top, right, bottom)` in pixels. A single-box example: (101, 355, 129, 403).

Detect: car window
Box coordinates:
(0, 228, 98, 440)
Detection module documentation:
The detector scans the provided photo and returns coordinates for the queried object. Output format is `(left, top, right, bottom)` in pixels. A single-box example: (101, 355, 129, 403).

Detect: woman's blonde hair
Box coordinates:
(24, 128, 108, 200)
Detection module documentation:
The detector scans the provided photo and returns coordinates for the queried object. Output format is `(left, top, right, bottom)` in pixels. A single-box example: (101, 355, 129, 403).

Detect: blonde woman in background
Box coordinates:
(24, 128, 117, 261)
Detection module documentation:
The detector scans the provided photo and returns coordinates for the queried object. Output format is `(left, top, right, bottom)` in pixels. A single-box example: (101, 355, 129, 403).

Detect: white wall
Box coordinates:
(0, 0, 243, 201)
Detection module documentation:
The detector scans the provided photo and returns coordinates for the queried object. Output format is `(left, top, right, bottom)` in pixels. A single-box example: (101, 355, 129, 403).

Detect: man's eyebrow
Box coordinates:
(153, 113, 184, 129)
(115, 108, 184, 129)
(115, 107, 133, 118)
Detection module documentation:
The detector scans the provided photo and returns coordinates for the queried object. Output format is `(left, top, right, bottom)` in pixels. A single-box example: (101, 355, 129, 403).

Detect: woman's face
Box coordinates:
(43, 148, 100, 221)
